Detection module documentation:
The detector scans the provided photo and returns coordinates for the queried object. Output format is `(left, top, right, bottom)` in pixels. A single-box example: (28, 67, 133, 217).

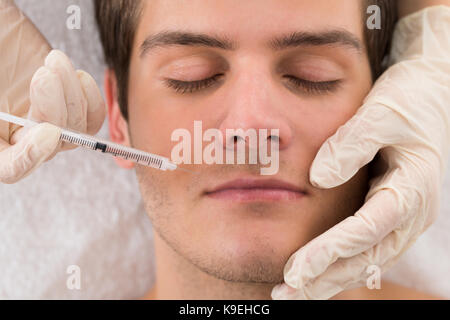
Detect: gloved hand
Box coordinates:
(272, 5, 450, 300)
(0, 1, 105, 184)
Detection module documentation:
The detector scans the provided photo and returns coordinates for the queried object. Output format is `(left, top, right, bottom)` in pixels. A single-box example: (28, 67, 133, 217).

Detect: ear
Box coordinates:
(104, 69, 134, 169)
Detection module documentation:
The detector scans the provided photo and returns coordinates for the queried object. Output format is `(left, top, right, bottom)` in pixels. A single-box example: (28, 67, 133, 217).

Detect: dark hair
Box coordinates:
(94, 0, 143, 121)
(94, 0, 397, 121)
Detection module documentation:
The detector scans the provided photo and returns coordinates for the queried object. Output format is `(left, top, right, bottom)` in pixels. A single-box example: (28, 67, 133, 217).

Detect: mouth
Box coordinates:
(204, 178, 307, 202)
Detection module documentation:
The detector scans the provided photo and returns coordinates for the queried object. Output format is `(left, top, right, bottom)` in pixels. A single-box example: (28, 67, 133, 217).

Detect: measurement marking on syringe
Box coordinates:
(64, 135, 172, 171)
(61, 133, 97, 149)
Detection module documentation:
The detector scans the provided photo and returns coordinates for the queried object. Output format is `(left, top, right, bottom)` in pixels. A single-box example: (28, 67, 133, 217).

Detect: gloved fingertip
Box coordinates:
(271, 284, 290, 300)
(44, 49, 67, 67)
(284, 271, 301, 289)
(76, 69, 92, 84)
(309, 144, 346, 189)
(310, 175, 332, 189)
(77, 70, 105, 114)
(270, 284, 284, 300)
(31, 65, 50, 81)
(271, 283, 306, 300)
(29, 123, 62, 156)
(309, 162, 344, 189)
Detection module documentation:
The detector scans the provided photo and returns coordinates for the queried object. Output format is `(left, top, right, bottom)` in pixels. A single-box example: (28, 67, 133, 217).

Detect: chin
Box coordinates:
(201, 233, 299, 284)
(201, 248, 287, 284)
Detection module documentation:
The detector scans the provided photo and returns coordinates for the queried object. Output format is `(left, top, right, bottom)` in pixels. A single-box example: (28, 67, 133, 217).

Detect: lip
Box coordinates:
(204, 178, 307, 202)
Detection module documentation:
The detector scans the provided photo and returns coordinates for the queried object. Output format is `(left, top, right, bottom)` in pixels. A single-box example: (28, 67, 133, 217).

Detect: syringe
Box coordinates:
(0, 111, 190, 173)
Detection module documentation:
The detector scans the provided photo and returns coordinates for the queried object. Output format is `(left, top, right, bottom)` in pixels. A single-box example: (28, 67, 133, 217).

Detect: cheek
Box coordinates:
(298, 86, 370, 159)
(294, 56, 372, 154)
(127, 85, 189, 158)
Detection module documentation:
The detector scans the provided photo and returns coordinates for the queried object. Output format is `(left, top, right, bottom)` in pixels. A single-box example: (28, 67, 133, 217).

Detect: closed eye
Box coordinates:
(283, 75, 341, 94)
(164, 74, 224, 94)
(164, 73, 341, 95)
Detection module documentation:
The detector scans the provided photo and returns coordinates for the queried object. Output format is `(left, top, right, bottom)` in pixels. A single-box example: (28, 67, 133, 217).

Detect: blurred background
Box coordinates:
(0, 0, 448, 299)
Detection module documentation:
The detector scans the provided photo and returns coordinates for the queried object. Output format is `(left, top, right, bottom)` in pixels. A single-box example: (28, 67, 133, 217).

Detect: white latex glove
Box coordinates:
(272, 5, 450, 300)
(0, 1, 105, 184)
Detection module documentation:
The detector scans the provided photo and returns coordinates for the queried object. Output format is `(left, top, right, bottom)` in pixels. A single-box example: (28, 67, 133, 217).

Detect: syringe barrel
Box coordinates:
(59, 129, 98, 149)
(59, 129, 176, 171)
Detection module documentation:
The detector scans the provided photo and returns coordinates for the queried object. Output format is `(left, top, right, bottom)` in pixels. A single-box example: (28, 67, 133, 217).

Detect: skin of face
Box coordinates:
(105, 0, 373, 299)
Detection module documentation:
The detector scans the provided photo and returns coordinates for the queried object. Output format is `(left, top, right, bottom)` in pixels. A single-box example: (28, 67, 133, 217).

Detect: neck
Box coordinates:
(147, 232, 274, 300)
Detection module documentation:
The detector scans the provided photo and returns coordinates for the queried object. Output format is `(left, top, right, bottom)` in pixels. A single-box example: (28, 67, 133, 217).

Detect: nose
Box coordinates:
(217, 61, 292, 152)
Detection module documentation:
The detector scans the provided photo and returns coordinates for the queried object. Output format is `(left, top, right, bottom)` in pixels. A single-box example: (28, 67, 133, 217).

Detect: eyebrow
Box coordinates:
(268, 30, 362, 52)
(140, 30, 362, 57)
(140, 31, 235, 56)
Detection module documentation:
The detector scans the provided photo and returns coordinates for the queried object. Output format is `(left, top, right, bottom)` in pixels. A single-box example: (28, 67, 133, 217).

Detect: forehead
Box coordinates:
(135, 0, 364, 46)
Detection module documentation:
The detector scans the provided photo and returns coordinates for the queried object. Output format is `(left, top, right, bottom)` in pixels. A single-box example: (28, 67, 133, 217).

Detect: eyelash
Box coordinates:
(164, 74, 340, 95)
(282, 75, 341, 95)
(165, 74, 224, 94)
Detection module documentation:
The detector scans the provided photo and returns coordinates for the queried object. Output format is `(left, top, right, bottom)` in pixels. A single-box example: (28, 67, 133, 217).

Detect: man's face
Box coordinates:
(118, 0, 372, 283)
